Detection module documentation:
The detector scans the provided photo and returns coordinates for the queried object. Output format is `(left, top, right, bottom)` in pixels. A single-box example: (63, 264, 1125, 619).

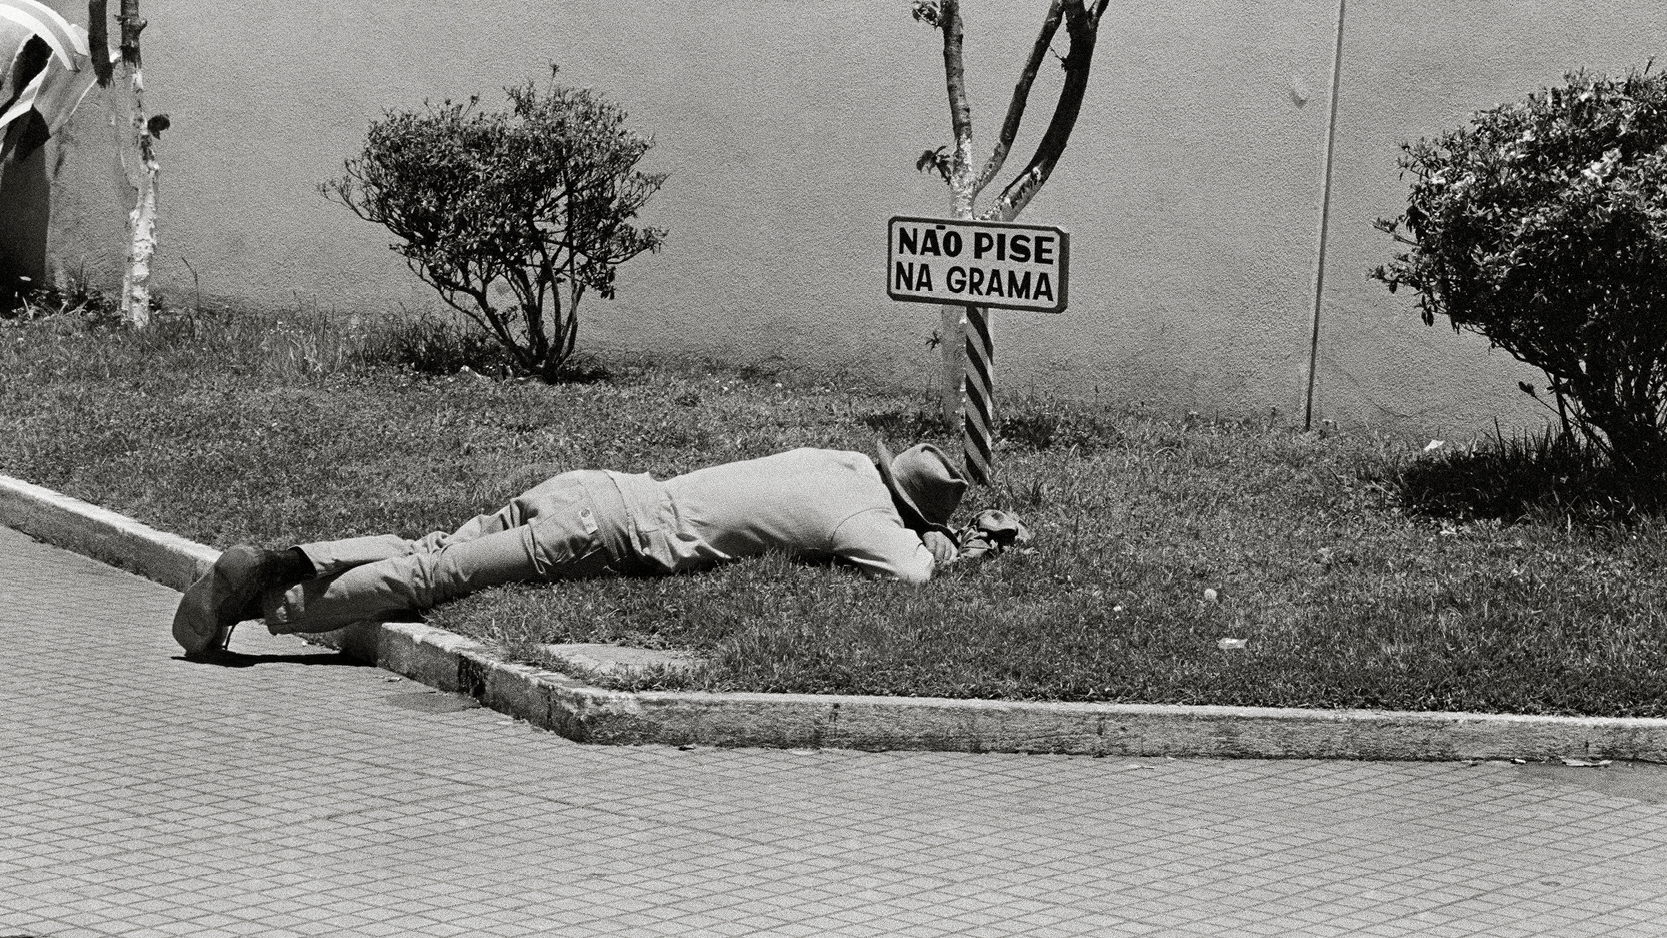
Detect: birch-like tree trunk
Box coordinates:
(927, 0, 1107, 429)
(114, 0, 156, 327)
(934, 0, 980, 427)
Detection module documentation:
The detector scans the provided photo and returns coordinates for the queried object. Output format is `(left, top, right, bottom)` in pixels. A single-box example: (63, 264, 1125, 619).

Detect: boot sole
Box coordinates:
(171, 545, 265, 655)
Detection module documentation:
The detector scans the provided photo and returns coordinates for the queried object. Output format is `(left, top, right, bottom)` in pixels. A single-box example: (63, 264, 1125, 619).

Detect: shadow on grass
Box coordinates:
(860, 406, 946, 443)
(858, 404, 1126, 456)
(1394, 430, 1661, 523)
(1000, 409, 1124, 455)
(353, 312, 618, 384)
(541, 354, 617, 385)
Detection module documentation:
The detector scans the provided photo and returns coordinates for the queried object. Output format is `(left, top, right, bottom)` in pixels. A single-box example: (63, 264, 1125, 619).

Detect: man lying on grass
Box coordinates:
(172, 441, 1028, 657)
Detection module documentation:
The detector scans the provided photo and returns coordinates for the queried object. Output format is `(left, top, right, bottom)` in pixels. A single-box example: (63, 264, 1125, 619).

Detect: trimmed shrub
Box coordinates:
(324, 68, 666, 382)
(1373, 68, 1667, 479)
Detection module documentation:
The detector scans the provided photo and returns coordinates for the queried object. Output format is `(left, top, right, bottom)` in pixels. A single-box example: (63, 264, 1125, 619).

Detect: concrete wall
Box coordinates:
(30, 1, 1667, 438)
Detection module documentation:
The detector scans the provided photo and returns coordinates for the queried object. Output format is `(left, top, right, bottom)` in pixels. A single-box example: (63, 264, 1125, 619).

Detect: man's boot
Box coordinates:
(172, 545, 313, 656)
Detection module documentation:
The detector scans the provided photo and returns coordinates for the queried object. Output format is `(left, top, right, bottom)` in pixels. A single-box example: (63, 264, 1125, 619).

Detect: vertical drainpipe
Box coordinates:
(1303, 0, 1347, 431)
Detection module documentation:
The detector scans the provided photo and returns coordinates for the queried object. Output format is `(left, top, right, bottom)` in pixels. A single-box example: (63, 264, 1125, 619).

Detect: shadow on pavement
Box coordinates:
(175, 650, 372, 669)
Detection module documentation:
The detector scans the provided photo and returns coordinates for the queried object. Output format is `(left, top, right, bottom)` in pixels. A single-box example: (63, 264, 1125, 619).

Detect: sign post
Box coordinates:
(887, 215, 1070, 485)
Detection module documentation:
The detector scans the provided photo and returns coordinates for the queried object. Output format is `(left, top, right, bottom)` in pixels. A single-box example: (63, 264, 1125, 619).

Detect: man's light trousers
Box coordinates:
(263, 471, 633, 634)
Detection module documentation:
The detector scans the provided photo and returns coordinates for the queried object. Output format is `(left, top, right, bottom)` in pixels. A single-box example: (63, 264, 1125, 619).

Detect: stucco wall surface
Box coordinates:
(31, 1, 1667, 438)
(1317, 0, 1667, 435)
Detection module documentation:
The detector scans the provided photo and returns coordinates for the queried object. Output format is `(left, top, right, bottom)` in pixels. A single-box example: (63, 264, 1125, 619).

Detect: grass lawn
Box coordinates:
(5, 302, 1667, 717)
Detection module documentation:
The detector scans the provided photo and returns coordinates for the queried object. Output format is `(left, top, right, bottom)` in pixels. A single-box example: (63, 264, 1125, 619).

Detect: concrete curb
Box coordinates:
(6, 471, 1667, 762)
(0, 475, 217, 592)
(361, 619, 1667, 760)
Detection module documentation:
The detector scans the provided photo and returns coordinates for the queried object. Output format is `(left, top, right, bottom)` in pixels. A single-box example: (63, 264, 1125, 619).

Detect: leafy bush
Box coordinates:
(1373, 68, 1667, 479)
(324, 68, 666, 382)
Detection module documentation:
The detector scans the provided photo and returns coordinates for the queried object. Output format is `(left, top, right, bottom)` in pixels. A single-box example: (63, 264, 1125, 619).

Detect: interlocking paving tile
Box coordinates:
(6, 522, 1667, 936)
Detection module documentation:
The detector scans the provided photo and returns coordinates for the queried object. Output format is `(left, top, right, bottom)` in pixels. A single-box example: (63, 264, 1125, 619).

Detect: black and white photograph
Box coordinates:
(4, 2, 1667, 936)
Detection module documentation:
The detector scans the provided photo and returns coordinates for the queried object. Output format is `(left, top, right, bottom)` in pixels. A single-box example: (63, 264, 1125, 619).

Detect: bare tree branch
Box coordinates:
(983, 0, 1102, 222)
(970, 0, 1065, 197)
(86, 0, 112, 86)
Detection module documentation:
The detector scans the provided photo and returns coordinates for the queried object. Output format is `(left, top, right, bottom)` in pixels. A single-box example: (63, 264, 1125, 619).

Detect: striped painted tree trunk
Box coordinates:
(960, 305, 995, 485)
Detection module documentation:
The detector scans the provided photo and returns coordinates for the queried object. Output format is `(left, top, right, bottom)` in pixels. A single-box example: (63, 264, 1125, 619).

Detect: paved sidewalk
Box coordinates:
(4, 525, 1667, 938)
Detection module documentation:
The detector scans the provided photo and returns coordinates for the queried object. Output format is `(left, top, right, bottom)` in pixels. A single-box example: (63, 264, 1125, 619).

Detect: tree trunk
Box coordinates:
(930, 0, 1105, 453)
(115, 0, 155, 327)
(935, 0, 977, 429)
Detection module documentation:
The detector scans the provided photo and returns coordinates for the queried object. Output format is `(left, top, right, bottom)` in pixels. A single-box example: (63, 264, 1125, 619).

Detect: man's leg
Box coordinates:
(265, 481, 621, 634)
(172, 474, 593, 654)
(295, 471, 596, 576)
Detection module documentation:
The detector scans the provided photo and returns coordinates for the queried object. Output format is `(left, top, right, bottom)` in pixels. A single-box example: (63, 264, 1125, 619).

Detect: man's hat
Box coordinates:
(874, 440, 968, 536)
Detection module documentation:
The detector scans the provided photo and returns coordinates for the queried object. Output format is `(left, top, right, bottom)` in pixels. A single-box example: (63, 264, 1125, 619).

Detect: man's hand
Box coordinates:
(952, 509, 1033, 562)
(922, 530, 959, 568)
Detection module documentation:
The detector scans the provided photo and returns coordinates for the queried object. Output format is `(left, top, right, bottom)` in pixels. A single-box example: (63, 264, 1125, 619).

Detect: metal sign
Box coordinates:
(886, 215, 1069, 314)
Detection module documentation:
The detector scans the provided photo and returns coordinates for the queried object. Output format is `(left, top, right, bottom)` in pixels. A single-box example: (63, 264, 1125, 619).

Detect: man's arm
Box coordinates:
(830, 509, 939, 585)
